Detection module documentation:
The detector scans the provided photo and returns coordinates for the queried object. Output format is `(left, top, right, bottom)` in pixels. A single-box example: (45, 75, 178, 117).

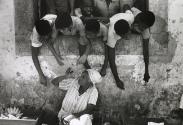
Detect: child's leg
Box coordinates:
(100, 44, 109, 76)
(78, 44, 91, 69)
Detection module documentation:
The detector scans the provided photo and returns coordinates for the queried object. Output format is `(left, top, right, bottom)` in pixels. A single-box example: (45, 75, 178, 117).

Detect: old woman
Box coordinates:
(58, 69, 102, 125)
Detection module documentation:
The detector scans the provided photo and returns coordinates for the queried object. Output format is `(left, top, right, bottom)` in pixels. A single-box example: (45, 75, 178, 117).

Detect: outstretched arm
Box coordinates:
(142, 39, 150, 83)
(52, 68, 74, 86)
(100, 43, 109, 76)
(108, 46, 124, 89)
(51, 75, 68, 87)
(31, 46, 47, 85)
(77, 37, 91, 65)
(44, 40, 64, 66)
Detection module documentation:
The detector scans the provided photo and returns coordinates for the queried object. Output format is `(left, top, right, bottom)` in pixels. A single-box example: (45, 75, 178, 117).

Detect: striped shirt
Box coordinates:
(58, 79, 98, 119)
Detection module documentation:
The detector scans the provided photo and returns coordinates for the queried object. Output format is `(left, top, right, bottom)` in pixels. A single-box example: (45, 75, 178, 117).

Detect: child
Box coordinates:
(100, 6, 134, 89)
(131, 5, 155, 83)
(85, 19, 108, 42)
(31, 14, 64, 86)
(85, 19, 108, 69)
(54, 13, 91, 69)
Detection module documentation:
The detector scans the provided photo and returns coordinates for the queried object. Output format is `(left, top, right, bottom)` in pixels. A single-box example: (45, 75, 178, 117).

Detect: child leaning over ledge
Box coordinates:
(54, 12, 92, 69)
(31, 14, 64, 86)
(100, 5, 134, 90)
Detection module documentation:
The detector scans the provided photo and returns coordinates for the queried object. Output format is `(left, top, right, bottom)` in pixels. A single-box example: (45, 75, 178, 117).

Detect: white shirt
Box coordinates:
(59, 79, 98, 119)
(31, 14, 57, 47)
(60, 16, 85, 37)
(107, 10, 134, 48)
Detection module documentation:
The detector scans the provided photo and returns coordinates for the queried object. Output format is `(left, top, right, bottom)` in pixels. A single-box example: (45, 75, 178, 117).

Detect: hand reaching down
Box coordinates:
(77, 55, 87, 65)
(56, 57, 64, 66)
(40, 75, 47, 86)
(116, 79, 125, 90)
(143, 72, 150, 83)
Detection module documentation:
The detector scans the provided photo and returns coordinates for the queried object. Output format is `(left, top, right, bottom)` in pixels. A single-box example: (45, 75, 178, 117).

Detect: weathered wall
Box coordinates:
(15, 0, 168, 57)
(0, 0, 183, 120)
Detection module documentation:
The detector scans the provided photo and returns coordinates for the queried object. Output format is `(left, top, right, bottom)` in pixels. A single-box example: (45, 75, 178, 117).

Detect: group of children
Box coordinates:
(31, 0, 155, 90)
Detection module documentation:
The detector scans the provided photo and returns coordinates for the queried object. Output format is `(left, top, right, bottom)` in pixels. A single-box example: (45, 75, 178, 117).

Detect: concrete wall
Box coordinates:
(0, 0, 183, 120)
(15, 0, 168, 57)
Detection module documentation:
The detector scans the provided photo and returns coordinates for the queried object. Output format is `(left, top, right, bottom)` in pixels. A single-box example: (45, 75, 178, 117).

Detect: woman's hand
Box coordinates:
(65, 67, 74, 78)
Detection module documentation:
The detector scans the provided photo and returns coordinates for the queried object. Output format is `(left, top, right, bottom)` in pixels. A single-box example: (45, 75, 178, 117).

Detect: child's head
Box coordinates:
(85, 19, 100, 38)
(123, 4, 131, 12)
(35, 20, 52, 36)
(55, 12, 73, 31)
(114, 19, 130, 37)
(134, 11, 155, 32)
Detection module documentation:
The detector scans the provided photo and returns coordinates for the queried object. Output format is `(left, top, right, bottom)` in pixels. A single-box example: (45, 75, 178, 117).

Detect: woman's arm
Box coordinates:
(52, 68, 74, 86)
(72, 104, 96, 118)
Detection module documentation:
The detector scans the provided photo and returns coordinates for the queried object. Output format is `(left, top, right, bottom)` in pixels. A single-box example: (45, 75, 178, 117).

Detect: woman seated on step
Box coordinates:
(57, 68, 102, 125)
(35, 68, 102, 125)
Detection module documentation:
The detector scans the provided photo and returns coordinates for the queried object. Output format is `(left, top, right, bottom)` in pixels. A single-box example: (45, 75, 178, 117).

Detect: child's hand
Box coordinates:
(143, 72, 150, 83)
(77, 55, 87, 64)
(40, 75, 47, 86)
(116, 80, 125, 90)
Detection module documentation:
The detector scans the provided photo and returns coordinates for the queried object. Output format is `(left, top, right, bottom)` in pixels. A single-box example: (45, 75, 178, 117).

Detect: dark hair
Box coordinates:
(85, 19, 100, 33)
(114, 19, 130, 36)
(35, 20, 52, 36)
(55, 12, 72, 29)
(123, 4, 131, 12)
(137, 11, 155, 27)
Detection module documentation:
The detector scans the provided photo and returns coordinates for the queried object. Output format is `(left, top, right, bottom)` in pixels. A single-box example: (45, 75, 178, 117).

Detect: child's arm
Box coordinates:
(77, 19, 92, 64)
(142, 38, 150, 83)
(108, 46, 124, 89)
(100, 44, 108, 76)
(77, 38, 91, 64)
(31, 46, 47, 85)
(44, 40, 64, 66)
